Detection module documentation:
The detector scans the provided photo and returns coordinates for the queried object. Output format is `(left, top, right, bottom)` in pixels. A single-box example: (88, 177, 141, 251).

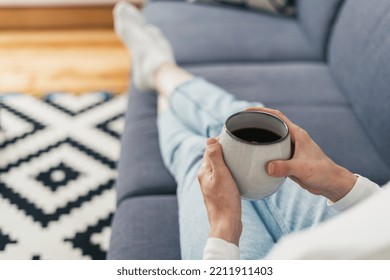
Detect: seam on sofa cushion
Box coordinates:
(116, 186, 177, 207)
(324, 0, 346, 61)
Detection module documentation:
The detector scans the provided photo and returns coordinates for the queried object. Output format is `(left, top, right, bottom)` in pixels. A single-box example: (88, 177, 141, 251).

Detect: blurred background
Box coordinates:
(0, 0, 136, 96)
(0, 0, 137, 259)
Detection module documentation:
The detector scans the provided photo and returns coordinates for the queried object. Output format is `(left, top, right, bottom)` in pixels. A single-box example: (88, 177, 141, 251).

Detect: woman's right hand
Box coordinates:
(245, 107, 357, 203)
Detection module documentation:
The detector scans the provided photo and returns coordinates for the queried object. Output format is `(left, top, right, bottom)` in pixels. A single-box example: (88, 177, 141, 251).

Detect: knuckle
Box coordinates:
(296, 127, 308, 138)
(197, 169, 204, 182)
(274, 110, 288, 122)
(206, 147, 217, 157)
(301, 129, 310, 139)
(274, 109, 282, 115)
(271, 109, 283, 118)
(197, 171, 202, 180)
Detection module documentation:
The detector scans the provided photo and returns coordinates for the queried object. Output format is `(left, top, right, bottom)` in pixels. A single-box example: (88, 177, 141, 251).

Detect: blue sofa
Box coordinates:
(108, 0, 390, 259)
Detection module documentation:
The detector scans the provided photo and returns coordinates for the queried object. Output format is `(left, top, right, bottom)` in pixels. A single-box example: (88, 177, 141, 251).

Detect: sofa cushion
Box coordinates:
(195, 0, 296, 16)
(144, 2, 318, 64)
(186, 63, 348, 106)
(116, 91, 176, 204)
(297, 0, 344, 58)
(107, 195, 181, 260)
(328, 0, 390, 169)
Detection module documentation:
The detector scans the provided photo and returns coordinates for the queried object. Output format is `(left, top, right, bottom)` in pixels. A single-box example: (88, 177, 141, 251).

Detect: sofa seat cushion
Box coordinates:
(116, 91, 177, 204)
(108, 195, 181, 260)
(186, 62, 348, 106)
(144, 2, 319, 64)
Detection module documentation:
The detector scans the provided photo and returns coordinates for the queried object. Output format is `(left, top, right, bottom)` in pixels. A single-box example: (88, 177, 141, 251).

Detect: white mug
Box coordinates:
(219, 111, 291, 200)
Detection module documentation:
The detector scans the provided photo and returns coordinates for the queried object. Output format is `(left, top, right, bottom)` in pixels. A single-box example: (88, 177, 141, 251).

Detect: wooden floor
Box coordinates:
(0, 28, 131, 96)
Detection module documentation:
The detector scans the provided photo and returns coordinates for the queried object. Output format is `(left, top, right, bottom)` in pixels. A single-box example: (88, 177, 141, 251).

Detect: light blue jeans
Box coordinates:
(158, 78, 337, 259)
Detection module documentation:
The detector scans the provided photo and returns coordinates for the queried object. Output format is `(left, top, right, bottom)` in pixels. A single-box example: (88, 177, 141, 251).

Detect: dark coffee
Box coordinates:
(231, 127, 281, 143)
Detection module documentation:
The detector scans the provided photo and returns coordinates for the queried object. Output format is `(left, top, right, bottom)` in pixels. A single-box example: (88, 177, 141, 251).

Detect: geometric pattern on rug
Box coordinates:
(0, 93, 126, 259)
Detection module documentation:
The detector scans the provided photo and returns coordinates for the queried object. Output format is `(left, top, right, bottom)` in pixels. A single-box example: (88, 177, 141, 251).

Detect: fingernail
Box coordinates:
(207, 138, 217, 146)
(267, 163, 275, 176)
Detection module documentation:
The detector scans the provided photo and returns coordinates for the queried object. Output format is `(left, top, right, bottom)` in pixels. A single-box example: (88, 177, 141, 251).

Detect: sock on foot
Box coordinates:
(114, 1, 175, 91)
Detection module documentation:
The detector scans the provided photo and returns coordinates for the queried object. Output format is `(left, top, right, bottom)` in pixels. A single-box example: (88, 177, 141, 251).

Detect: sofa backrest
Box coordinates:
(297, 0, 344, 59)
(328, 0, 390, 168)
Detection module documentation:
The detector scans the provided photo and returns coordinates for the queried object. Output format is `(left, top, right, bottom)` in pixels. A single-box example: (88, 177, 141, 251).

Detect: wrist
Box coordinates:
(325, 165, 357, 203)
(209, 220, 242, 246)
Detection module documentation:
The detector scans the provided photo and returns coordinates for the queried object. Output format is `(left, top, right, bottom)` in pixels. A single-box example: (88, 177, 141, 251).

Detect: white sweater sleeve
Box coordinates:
(203, 176, 384, 260)
(328, 175, 381, 211)
(266, 182, 390, 259)
(203, 238, 239, 260)
(267, 184, 390, 259)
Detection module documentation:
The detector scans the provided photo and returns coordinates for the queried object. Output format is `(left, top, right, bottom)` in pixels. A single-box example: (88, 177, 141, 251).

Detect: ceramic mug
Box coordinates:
(219, 111, 291, 200)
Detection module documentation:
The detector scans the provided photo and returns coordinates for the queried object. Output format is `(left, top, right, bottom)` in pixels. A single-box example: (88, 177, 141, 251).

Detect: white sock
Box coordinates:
(114, 1, 175, 91)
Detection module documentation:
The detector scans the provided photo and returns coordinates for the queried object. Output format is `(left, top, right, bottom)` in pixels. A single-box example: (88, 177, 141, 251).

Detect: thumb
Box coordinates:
(267, 160, 293, 178)
(206, 140, 226, 170)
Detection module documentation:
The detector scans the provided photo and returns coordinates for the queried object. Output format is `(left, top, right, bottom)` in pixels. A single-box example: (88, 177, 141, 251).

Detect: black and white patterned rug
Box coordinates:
(0, 93, 126, 259)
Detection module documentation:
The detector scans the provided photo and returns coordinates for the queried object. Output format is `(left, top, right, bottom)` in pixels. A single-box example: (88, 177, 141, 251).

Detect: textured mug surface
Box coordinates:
(219, 111, 291, 200)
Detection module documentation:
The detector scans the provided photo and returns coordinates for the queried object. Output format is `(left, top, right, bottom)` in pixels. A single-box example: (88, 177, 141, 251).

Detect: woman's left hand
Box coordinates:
(197, 138, 242, 245)
(245, 107, 357, 203)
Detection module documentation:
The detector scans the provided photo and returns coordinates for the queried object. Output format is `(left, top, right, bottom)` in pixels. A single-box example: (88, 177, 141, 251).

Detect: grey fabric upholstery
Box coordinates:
(297, 0, 344, 58)
(144, 2, 317, 64)
(107, 195, 181, 260)
(186, 63, 347, 106)
(144, 1, 345, 64)
(328, 0, 390, 168)
(116, 90, 176, 204)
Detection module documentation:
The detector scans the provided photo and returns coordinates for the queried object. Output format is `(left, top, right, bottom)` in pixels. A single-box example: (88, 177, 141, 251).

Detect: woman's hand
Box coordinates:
(197, 138, 242, 245)
(245, 107, 357, 203)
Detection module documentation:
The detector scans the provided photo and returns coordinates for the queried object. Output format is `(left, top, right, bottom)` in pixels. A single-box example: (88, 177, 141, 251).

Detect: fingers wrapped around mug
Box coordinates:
(248, 107, 358, 202)
(197, 138, 242, 245)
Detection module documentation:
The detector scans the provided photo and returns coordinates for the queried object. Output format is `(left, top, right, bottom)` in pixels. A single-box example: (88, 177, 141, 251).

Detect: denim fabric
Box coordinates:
(158, 78, 336, 259)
